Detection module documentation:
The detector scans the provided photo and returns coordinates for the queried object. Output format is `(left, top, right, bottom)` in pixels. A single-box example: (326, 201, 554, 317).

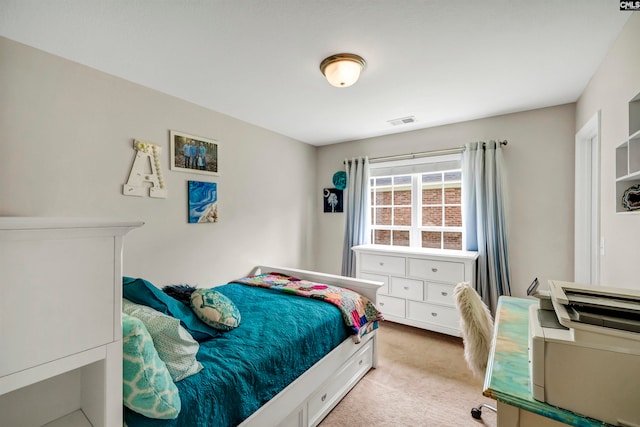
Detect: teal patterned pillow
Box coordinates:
(123, 299, 203, 382)
(122, 313, 181, 419)
(190, 288, 241, 331)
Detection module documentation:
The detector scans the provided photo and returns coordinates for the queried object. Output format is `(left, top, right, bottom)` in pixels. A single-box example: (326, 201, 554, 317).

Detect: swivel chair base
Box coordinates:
(471, 403, 497, 419)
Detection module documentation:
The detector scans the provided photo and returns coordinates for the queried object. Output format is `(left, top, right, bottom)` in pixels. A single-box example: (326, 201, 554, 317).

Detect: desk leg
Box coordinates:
(497, 401, 520, 427)
(497, 401, 570, 427)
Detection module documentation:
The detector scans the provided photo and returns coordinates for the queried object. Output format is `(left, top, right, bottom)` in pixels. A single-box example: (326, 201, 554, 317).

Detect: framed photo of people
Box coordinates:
(170, 130, 219, 176)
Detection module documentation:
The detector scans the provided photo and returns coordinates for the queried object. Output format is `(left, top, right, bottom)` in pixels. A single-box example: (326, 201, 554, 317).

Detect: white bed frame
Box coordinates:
(0, 217, 143, 427)
(0, 218, 382, 427)
(239, 266, 383, 427)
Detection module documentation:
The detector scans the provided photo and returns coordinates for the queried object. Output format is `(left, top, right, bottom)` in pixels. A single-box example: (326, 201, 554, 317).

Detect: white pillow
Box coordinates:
(123, 298, 203, 382)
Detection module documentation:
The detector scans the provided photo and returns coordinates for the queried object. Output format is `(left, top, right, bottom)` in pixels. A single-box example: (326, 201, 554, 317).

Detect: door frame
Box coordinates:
(574, 111, 601, 285)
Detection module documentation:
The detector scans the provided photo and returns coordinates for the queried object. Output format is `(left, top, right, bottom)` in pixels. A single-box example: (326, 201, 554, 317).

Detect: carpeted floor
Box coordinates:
(319, 321, 497, 427)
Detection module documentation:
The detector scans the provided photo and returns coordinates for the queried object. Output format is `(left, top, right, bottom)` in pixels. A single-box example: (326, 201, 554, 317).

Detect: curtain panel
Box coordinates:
(462, 141, 511, 314)
(341, 157, 369, 277)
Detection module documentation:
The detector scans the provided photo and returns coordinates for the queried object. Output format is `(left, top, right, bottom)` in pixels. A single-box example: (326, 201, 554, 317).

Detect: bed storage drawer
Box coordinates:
(277, 407, 304, 427)
(308, 341, 373, 426)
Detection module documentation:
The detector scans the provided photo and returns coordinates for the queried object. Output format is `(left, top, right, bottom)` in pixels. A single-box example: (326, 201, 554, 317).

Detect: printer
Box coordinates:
(528, 280, 640, 427)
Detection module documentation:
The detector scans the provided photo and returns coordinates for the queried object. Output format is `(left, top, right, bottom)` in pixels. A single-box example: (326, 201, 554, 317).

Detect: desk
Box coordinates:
(483, 297, 611, 427)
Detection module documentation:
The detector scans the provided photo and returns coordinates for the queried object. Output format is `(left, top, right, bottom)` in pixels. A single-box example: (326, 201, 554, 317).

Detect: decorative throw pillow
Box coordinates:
(190, 288, 241, 331)
(123, 277, 221, 341)
(123, 299, 203, 382)
(122, 312, 181, 419)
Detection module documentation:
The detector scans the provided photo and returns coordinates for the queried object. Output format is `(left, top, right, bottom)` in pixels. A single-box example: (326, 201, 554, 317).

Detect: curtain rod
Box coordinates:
(364, 140, 508, 164)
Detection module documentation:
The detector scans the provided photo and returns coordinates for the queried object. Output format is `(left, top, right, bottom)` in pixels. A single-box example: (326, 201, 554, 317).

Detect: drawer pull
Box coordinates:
(380, 302, 385, 306)
(403, 286, 409, 290)
(379, 262, 384, 266)
(441, 291, 448, 296)
(321, 393, 327, 402)
(431, 312, 438, 317)
(431, 268, 438, 273)
(359, 359, 363, 365)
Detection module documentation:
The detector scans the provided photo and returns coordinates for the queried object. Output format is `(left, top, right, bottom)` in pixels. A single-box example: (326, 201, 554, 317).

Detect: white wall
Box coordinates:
(576, 12, 640, 290)
(316, 104, 577, 297)
(0, 36, 317, 287)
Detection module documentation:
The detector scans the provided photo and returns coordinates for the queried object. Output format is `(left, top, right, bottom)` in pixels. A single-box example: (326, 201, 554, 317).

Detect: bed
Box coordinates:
(123, 265, 384, 427)
(0, 219, 382, 427)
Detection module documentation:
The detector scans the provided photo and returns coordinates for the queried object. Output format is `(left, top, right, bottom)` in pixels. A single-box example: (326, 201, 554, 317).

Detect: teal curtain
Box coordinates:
(462, 141, 510, 314)
(341, 157, 369, 277)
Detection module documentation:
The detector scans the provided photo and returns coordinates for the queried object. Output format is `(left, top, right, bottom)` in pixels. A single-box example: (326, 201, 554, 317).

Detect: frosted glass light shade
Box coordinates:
(320, 53, 366, 88)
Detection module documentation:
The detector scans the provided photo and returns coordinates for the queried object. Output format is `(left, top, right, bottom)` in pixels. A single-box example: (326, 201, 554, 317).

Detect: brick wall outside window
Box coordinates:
(370, 171, 463, 250)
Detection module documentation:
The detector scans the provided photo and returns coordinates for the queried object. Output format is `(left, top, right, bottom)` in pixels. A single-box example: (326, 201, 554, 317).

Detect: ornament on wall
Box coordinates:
(123, 140, 168, 198)
(188, 181, 218, 223)
(332, 170, 347, 190)
(622, 184, 640, 211)
(323, 188, 343, 213)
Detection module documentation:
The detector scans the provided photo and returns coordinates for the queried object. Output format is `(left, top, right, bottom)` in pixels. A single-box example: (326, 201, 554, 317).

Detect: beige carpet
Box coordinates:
(319, 321, 497, 427)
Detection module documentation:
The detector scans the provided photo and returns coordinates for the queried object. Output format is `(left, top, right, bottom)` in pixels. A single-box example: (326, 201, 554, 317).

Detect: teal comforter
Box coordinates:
(124, 283, 349, 427)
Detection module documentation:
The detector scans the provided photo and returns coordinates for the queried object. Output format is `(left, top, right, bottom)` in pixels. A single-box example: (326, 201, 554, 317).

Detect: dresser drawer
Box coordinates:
(377, 295, 406, 318)
(359, 272, 389, 295)
(390, 277, 423, 301)
(360, 253, 405, 275)
(407, 301, 459, 329)
(308, 341, 373, 426)
(407, 258, 465, 283)
(427, 282, 455, 307)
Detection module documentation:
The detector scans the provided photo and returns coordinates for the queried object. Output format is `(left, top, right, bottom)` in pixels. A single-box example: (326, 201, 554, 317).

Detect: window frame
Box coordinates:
(417, 170, 464, 249)
(369, 154, 464, 250)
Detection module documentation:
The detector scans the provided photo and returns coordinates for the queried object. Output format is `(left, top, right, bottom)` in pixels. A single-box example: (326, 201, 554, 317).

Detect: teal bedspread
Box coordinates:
(124, 283, 349, 427)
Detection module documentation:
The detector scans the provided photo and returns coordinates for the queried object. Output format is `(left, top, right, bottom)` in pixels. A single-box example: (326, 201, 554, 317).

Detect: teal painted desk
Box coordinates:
(483, 297, 611, 427)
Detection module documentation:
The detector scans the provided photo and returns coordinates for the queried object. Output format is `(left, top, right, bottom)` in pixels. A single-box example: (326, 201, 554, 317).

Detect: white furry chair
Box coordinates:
(453, 281, 496, 419)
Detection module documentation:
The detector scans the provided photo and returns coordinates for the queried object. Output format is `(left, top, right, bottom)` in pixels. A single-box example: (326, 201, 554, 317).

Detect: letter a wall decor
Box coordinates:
(123, 140, 168, 198)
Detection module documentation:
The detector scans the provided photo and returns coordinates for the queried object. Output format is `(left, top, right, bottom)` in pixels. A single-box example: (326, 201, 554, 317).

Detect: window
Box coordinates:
(369, 154, 463, 250)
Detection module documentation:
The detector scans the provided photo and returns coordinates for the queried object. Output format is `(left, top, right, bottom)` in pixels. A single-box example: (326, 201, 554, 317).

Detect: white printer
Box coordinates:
(528, 280, 640, 427)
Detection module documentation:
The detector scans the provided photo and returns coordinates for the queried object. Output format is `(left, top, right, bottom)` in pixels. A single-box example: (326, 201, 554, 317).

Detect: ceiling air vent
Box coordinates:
(388, 116, 416, 126)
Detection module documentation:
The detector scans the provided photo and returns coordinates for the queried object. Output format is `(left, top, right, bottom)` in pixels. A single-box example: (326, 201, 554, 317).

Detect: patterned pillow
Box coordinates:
(123, 277, 221, 341)
(123, 299, 203, 382)
(190, 288, 241, 331)
(122, 312, 181, 419)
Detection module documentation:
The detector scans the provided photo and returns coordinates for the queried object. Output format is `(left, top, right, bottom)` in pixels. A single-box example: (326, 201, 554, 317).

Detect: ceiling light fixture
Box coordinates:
(319, 53, 366, 88)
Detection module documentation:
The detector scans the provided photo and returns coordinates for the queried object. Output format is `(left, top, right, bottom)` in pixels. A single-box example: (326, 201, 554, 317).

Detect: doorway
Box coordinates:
(574, 112, 600, 285)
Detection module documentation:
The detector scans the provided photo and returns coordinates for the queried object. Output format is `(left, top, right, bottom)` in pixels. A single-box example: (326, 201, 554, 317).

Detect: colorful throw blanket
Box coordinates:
(232, 273, 383, 343)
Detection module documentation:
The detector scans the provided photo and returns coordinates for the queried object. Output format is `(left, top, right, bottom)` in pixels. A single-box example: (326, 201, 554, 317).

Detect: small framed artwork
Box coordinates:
(323, 188, 343, 213)
(188, 181, 219, 223)
(170, 130, 219, 176)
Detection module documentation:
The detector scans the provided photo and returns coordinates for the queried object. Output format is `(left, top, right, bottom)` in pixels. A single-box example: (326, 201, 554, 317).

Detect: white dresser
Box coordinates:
(353, 244, 478, 337)
(0, 218, 142, 427)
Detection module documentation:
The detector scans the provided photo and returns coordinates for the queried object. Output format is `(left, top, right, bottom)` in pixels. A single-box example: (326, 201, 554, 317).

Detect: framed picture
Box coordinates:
(323, 188, 343, 213)
(170, 130, 219, 176)
(188, 181, 218, 223)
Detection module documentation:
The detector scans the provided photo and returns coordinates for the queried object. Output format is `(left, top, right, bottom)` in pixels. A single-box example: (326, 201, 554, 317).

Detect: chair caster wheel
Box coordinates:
(471, 407, 482, 419)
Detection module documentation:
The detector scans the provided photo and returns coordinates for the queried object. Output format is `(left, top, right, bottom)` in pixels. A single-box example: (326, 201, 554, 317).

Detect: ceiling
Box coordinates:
(0, 1, 631, 146)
